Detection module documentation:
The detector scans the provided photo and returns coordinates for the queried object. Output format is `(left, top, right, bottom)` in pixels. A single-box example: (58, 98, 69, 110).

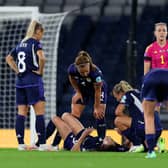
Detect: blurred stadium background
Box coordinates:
(0, 0, 168, 147)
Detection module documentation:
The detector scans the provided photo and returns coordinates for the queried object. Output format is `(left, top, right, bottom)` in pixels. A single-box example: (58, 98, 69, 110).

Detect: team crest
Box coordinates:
(86, 77, 91, 82)
(96, 76, 102, 83)
(74, 76, 79, 79)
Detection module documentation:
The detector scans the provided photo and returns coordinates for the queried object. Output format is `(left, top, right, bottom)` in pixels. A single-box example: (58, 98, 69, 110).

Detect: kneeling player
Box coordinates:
(112, 80, 162, 152)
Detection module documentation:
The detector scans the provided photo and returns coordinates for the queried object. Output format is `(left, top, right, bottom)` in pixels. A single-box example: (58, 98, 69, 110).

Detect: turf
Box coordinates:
(0, 149, 167, 168)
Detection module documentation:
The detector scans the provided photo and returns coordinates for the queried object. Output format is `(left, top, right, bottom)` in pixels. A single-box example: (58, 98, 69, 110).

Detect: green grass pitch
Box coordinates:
(0, 149, 167, 168)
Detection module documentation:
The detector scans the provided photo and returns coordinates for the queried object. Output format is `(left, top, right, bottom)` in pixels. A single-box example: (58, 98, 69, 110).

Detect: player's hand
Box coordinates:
(72, 92, 83, 103)
(32, 70, 42, 76)
(17, 72, 23, 78)
(93, 108, 105, 119)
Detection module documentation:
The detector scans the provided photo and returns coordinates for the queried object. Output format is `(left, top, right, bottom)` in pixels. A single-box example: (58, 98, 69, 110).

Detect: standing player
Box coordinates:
(144, 22, 168, 75)
(144, 22, 168, 112)
(68, 51, 107, 142)
(6, 20, 47, 151)
(142, 69, 168, 158)
(112, 80, 162, 152)
(144, 22, 167, 150)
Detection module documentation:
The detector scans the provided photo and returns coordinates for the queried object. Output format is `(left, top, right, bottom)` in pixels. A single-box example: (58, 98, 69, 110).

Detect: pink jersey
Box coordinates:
(144, 41, 168, 69)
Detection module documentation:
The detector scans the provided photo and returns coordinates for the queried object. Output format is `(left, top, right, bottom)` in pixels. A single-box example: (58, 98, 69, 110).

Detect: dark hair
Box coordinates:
(75, 50, 96, 70)
(75, 51, 92, 65)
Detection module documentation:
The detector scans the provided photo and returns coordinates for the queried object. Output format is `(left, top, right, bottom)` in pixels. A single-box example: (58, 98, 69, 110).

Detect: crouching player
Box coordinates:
(112, 80, 163, 153)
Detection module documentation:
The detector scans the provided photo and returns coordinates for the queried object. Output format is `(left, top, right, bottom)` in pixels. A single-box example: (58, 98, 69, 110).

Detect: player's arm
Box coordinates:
(6, 55, 19, 74)
(94, 82, 102, 108)
(144, 45, 152, 75)
(71, 128, 93, 151)
(93, 81, 104, 119)
(144, 61, 151, 75)
(69, 75, 80, 92)
(115, 103, 126, 116)
(36, 49, 46, 75)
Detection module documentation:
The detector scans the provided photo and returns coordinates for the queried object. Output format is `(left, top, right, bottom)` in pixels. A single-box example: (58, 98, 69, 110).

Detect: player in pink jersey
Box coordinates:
(144, 22, 168, 113)
(144, 22, 168, 75)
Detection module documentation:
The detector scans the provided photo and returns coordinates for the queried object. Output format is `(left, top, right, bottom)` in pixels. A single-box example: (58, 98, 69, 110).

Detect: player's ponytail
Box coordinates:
(75, 51, 93, 65)
(119, 80, 133, 93)
(22, 20, 43, 42)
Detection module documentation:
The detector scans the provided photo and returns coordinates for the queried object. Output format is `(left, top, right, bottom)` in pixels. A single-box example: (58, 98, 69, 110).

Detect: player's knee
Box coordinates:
(61, 112, 71, 120)
(71, 111, 81, 118)
(114, 117, 122, 128)
(51, 116, 58, 126)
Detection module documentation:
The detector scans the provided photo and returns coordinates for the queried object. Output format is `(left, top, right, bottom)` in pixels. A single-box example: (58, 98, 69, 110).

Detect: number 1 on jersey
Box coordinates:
(160, 55, 165, 64)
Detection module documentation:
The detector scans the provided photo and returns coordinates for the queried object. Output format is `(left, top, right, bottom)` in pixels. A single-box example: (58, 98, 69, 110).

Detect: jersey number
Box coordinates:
(160, 55, 165, 64)
(18, 51, 26, 72)
(100, 91, 104, 102)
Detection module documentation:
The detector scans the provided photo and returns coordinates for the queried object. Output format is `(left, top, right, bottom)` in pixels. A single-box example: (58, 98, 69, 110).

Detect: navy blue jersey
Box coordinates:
(142, 69, 168, 102)
(120, 90, 144, 121)
(68, 64, 107, 103)
(64, 129, 102, 151)
(9, 38, 43, 88)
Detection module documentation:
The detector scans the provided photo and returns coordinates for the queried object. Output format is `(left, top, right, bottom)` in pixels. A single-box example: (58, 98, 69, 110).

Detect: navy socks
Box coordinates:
(15, 115, 25, 144)
(96, 118, 106, 140)
(146, 134, 156, 153)
(52, 131, 61, 146)
(36, 115, 46, 144)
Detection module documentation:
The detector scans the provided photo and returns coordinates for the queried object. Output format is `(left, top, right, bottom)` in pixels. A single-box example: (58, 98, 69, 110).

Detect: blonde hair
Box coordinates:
(113, 80, 133, 94)
(22, 20, 43, 42)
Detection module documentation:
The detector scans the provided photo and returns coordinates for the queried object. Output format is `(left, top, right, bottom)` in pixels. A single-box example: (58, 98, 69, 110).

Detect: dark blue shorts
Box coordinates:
(141, 69, 168, 102)
(64, 132, 76, 150)
(16, 84, 45, 105)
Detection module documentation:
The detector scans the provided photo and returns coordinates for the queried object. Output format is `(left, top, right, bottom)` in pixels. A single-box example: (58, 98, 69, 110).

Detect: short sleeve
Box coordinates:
(92, 68, 103, 83)
(120, 92, 133, 106)
(144, 45, 152, 62)
(67, 64, 76, 76)
(34, 41, 43, 52)
(9, 47, 17, 60)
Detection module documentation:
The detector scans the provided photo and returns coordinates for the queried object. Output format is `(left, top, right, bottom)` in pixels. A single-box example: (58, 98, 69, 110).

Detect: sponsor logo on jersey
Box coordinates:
(74, 76, 79, 79)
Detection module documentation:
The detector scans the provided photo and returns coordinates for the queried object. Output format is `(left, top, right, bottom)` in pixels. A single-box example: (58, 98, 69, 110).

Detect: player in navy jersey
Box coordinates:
(142, 69, 168, 158)
(6, 20, 47, 151)
(44, 52, 107, 149)
(112, 80, 162, 153)
(68, 51, 107, 141)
